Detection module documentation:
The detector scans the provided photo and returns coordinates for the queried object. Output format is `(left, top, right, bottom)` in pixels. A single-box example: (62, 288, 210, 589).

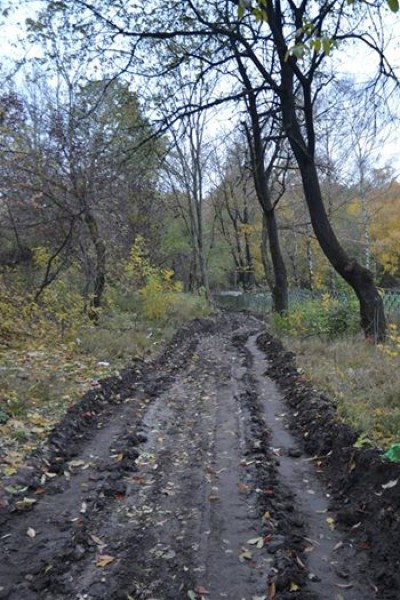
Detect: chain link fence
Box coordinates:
(215, 288, 400, 325)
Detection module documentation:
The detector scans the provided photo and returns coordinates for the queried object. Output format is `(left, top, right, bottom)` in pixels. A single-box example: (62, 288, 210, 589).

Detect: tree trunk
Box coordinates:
(83, 208, 106, 322)
(235, 50, 288, 313)
(305, 228, 314, 291)
(277, 56, 386, 341)
(297, 159, 386, 340)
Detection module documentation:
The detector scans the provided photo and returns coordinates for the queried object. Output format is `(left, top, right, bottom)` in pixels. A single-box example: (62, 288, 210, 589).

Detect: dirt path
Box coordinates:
(1, 314, 399, 600)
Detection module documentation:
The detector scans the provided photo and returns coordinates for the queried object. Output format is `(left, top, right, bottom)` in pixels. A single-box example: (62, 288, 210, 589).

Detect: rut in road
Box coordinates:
(0, 314, 371, 600)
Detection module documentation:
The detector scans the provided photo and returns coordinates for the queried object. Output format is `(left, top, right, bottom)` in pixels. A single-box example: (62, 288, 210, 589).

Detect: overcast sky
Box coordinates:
(1, 2, 399, 174)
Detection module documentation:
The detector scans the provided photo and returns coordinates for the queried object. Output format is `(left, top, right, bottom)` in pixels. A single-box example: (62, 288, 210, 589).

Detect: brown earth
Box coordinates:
(0, 312, 399, 600)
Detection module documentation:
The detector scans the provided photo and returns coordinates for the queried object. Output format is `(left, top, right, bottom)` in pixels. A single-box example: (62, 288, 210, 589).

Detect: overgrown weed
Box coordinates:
(0, 266, 213, 474)
(276, 324, 400, 447)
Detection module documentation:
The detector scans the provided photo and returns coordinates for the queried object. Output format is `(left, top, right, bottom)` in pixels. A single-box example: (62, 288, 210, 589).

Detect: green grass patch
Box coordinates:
(276, 326, 400, 448)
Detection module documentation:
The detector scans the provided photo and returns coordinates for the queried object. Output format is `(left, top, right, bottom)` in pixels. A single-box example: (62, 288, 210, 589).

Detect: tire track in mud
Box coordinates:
(0, 314, 380, 600)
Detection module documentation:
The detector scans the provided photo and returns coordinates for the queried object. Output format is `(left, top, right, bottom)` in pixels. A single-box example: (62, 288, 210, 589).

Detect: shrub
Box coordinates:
(273, 293, 359, 338)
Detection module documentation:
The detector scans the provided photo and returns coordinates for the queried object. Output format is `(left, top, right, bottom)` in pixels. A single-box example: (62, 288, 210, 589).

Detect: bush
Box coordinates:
(163, 292, 213, 325)
(273, 293, 359, 338)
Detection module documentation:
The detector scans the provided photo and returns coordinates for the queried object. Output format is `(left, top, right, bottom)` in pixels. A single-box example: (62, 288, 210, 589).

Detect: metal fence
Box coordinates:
(215, 288, 400, 325)
(215, 291, 273, 313)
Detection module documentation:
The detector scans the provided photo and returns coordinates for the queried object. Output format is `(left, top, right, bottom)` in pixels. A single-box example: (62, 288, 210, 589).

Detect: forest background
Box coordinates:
(0, 0, 400, 476)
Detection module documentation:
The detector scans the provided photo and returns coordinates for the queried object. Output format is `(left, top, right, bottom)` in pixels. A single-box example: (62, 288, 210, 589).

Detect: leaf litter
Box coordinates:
(1, 314, 400, 600)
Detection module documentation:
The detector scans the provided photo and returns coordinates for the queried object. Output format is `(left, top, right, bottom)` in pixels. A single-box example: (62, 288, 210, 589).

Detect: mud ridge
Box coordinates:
(257, 331, 400, 600)
(1, 314, 399, 600)
(0, 317, 212, 517)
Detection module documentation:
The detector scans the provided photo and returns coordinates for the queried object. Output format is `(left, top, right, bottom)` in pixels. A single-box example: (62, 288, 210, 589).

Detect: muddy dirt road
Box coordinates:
(1, 314, 399, 600)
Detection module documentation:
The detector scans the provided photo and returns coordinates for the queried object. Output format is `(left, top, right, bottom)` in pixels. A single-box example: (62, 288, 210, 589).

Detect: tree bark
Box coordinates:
(295, 154, 386, 340)
(236, 53, 288, 313)
(83, 208, 106, 321)
(275, 48, 386, 340)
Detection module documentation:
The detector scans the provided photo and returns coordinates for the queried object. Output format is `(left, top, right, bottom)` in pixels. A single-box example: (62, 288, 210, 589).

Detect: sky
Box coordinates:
(1, 1, 400, 174)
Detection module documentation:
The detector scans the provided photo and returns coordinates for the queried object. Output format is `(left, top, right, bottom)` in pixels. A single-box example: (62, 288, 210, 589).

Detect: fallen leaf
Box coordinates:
(68, 459, 86, 468)
(268, 581, 276, 599)
(3, 465, 17, 476)
(27, 527, 36, 538)
(333, 541, 344, 551)
(111, 453, 124, 462)
(194, 585, 209, 595)
(237, 482, 249, 492)
(239, 547, 253, 561)
(96, 554, 116, 567)
(381, 479, 398, 490)
(90, 534, 107, 551)
(358, 542, 371, 550)
(326, 517, 336, 530)
(247, 537, 265, 548)
(16, 497, 37, 510)
(296, 556, 306, 569)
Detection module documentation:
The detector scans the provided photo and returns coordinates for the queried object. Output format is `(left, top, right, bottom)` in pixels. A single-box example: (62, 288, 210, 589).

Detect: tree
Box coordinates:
(211, 138, 259, 290)
(234, 50, 289, 311)
(34, 0, 400, 338)
(0, 76, 160, 313)
(159, 72, 214, 297)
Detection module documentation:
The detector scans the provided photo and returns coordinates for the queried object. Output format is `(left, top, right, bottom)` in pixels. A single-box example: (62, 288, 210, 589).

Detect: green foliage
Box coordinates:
(387, 0, 399, 12)
(273, 293, 359, 338)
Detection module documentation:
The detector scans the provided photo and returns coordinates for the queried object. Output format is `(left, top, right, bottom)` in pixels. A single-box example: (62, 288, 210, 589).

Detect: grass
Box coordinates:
(0, 290, 213, 476)
(277, 325, 400, 448)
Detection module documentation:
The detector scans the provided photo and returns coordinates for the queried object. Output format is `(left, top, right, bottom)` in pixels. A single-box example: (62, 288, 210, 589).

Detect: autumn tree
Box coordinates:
(34, 0, 400, 338)
(0, 76, 160, 313)
(159, 72, 214, 297)
(211, 138, 260, 289)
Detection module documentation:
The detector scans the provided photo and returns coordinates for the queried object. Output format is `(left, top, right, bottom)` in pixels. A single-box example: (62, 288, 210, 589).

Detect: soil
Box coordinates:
(0, 312, 399, 600)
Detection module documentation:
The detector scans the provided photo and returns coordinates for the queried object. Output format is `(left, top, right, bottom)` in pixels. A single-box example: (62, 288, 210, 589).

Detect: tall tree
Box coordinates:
(211, 139, 259, 290)
(0, 78, 160, 312)
(160, 72, 214, 297)
(37, 0, 399, 338)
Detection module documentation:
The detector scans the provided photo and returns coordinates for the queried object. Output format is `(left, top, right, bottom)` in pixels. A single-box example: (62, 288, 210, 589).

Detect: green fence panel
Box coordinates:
(215, 289, 400, 325)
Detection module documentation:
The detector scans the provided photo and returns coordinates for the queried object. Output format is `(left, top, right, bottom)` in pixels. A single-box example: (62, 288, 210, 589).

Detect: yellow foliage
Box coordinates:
(33, 246, 52, 268)
(378, 323, 400, 358)
(122, 237, 183, 321)
(369, 183, 400, 276)
(0, 249, 89, 347)
(346, 198, 361, 217)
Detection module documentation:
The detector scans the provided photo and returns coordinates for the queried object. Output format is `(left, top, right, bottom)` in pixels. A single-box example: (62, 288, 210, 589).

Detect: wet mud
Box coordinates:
(0, 313, 399, 600)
